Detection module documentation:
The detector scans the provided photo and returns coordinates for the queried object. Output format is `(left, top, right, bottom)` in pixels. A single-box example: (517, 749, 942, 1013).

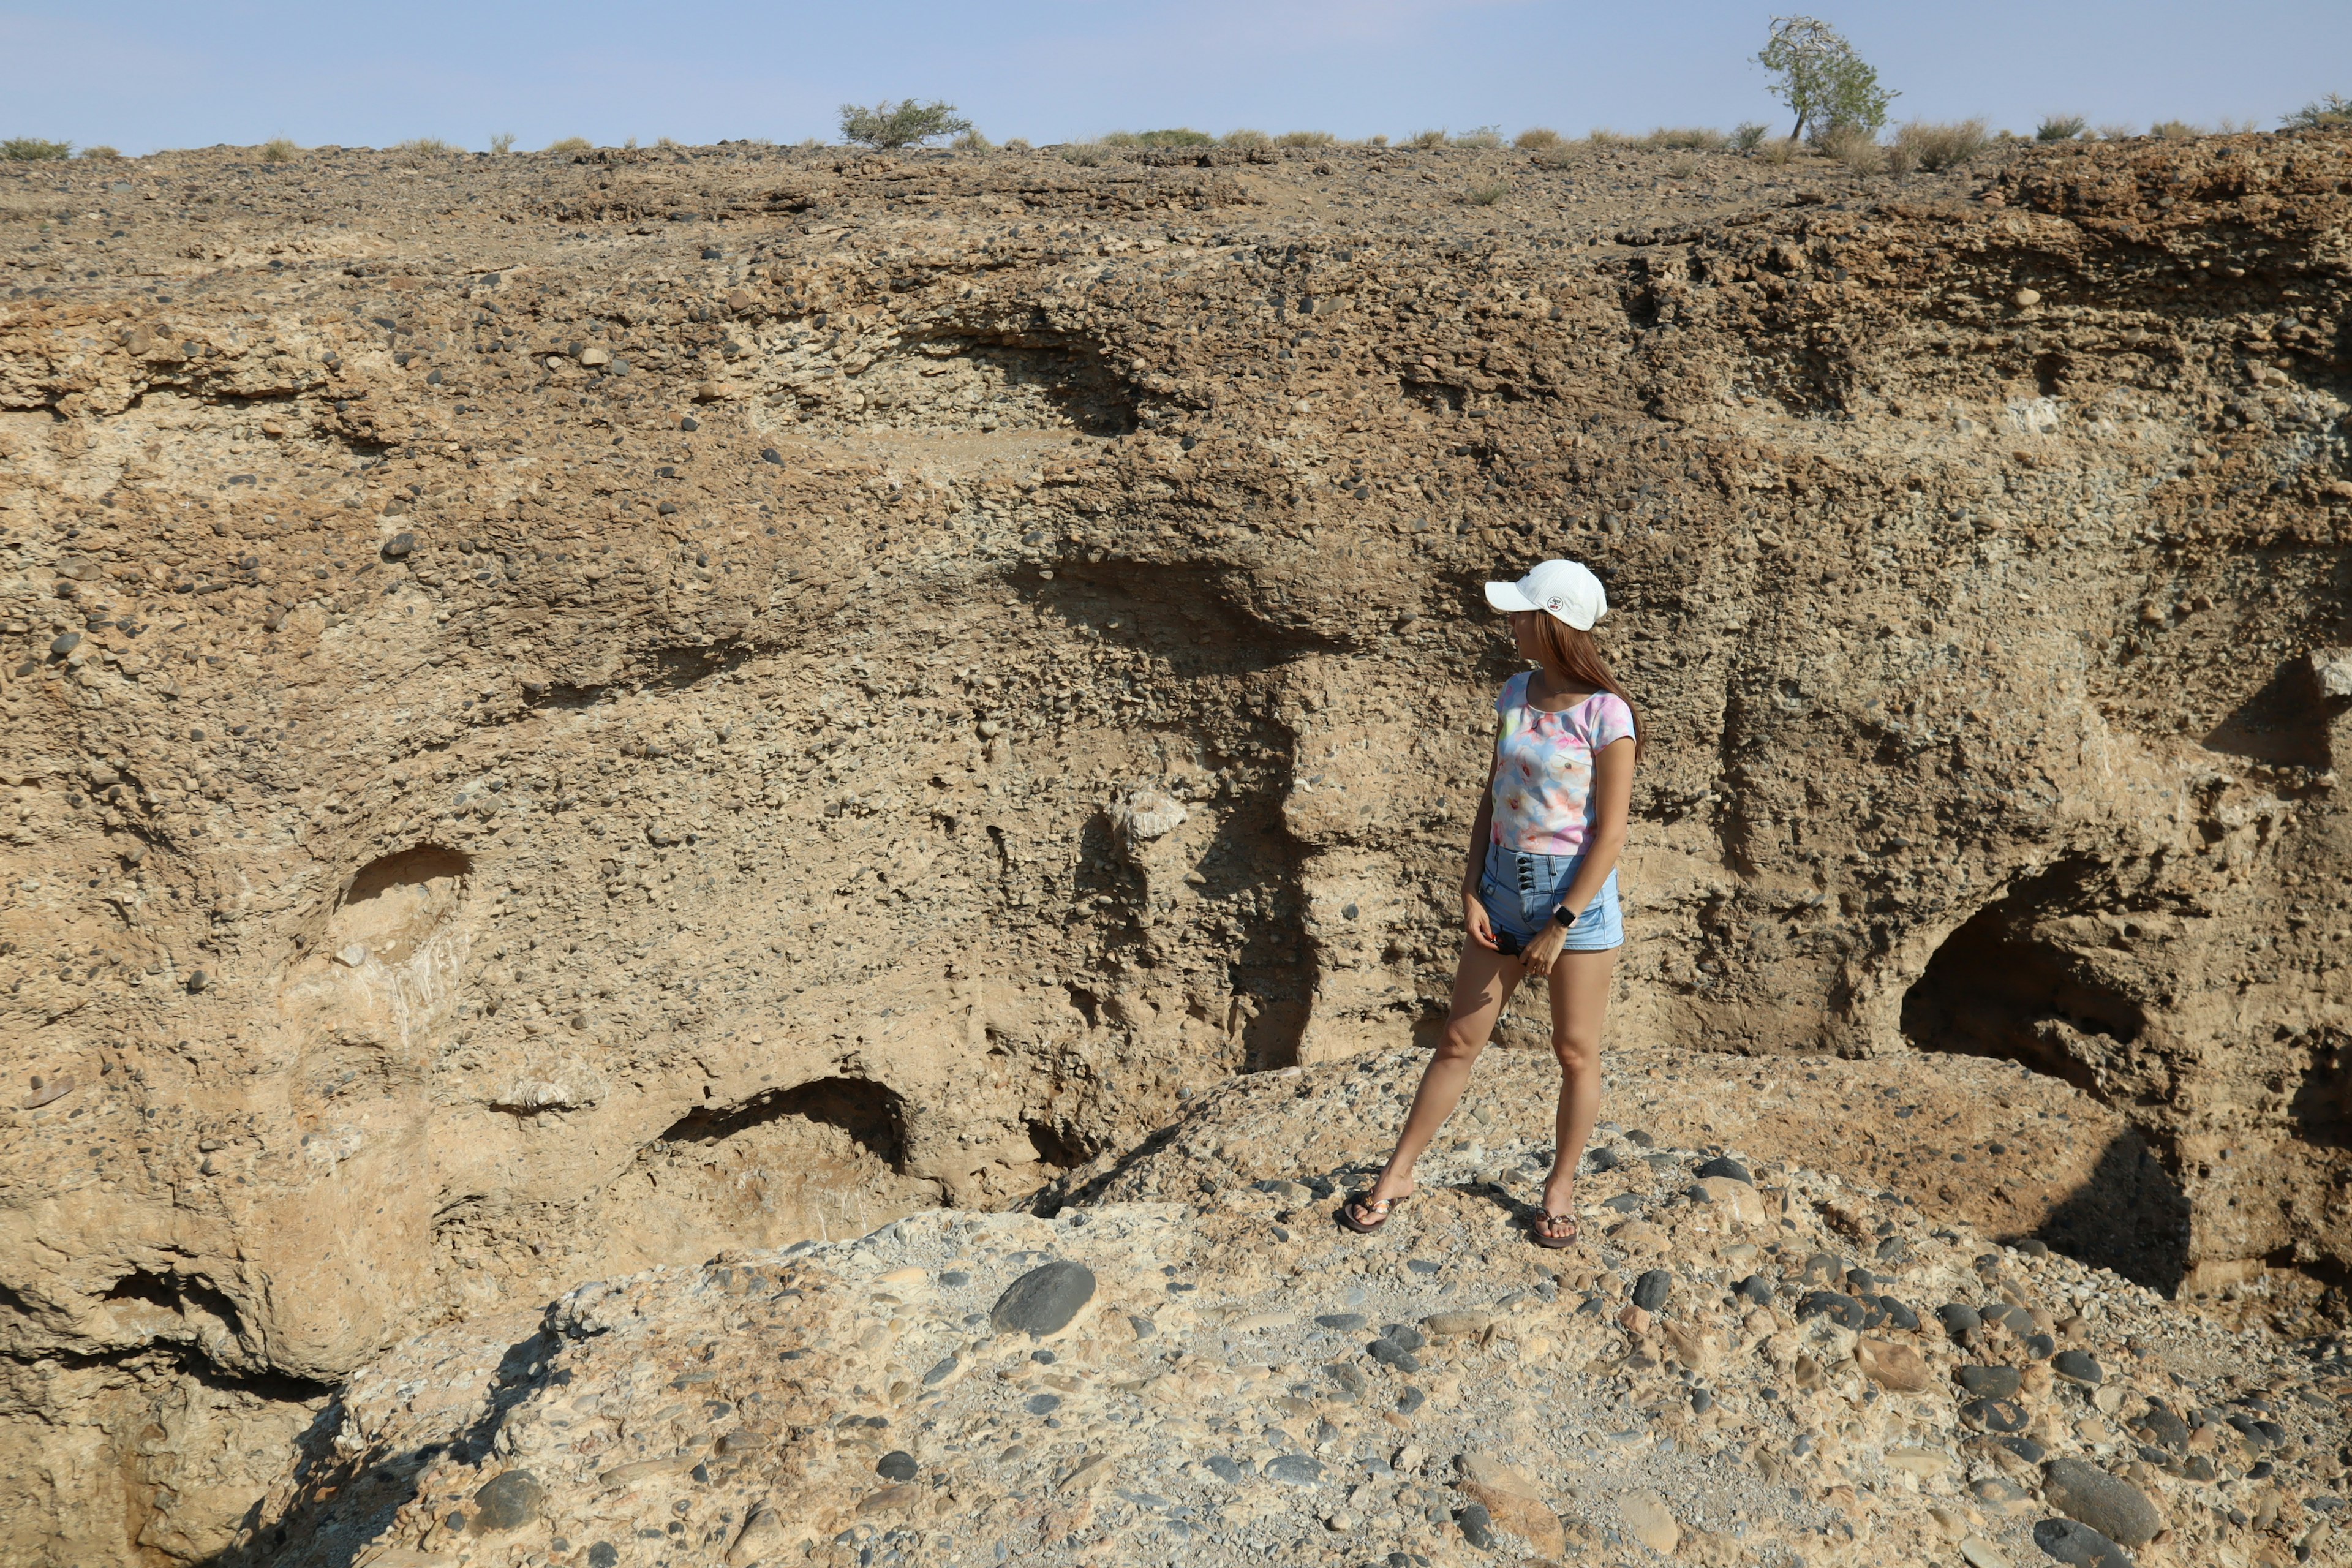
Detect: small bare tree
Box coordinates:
(1756, 16, 1896, 141)
(839, 100, 973, 149)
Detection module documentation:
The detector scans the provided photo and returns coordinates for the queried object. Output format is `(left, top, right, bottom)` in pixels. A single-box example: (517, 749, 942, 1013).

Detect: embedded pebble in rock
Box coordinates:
(1630, 1268, 1672, 1312)
(2052, 1348, 2103, 1385)
(464, 1469, 541, 1533)
(1940, 1303, 1986, 1341)
(1692, 1155, 1752, 1183)
(2041, 1458, 2163, 1548)
(2032, 1516, 2137, 1567)
(990, 1259, 1096, 1338)
(1958, 1363, 2024, 1399)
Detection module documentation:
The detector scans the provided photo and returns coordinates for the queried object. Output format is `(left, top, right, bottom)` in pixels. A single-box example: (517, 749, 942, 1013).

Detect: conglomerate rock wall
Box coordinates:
(2, 128, 2351, 1562)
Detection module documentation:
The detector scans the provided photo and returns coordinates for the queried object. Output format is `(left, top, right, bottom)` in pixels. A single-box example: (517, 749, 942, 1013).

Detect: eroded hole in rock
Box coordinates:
(1903, 875, 2186, 1290)
(778, 331, 1137, 434)
(1900, 884, 2147, 1092)
(1027, 1118, 1087, 1169)
(596, 1079, 942, 1265)
(330, 846, 471, 964)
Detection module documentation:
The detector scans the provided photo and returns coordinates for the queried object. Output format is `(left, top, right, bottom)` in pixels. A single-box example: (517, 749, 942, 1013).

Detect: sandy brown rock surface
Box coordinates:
(5, 127, 2352, 1562)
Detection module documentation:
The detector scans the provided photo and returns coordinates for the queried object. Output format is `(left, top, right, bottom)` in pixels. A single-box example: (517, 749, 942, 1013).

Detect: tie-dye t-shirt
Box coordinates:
(1489, 672, 1637, 855)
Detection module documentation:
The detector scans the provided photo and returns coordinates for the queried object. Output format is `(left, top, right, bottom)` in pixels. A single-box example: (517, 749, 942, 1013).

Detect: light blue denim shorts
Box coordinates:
(1479, 841, 1624, 952)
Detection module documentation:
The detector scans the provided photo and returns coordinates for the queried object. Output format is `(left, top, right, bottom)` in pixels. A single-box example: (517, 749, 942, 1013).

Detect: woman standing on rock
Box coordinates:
(1341, 559, 1639, 1248)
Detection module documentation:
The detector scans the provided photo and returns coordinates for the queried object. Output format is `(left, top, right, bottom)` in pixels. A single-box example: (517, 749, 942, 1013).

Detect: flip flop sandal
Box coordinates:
(1336, 1193, 1408, 1234)
(1529, 1210, 1580, 1250)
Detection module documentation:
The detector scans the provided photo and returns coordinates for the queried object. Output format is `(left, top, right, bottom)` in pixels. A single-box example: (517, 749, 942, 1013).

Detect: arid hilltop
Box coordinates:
(3, 127, 2352, 1564)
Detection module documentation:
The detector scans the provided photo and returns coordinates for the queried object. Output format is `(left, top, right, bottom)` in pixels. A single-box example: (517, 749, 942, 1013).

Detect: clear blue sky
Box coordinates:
(6, 1, 2346, 154)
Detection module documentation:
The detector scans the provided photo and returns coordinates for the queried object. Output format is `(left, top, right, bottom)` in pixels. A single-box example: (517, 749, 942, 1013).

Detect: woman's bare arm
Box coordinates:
(1549, 736, 1634, 919)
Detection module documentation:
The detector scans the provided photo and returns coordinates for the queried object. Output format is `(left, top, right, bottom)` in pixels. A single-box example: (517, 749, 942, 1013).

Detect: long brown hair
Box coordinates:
(1526, 614, 1645, 760)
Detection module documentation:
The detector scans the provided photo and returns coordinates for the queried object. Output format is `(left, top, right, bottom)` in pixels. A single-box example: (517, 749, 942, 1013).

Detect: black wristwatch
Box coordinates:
(1550, 903, 1581, 929)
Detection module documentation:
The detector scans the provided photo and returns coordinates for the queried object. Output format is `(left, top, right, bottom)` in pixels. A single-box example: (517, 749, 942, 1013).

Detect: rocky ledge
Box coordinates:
(244, 1054, 2343, 1568)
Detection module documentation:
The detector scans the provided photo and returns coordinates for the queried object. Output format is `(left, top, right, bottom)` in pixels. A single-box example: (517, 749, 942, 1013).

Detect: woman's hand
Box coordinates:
(1462, 886, 1499, 951)
(1519, 919, 1569, 976)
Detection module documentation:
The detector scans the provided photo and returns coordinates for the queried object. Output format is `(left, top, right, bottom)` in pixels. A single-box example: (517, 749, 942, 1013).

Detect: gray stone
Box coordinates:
(50, 633, 80, 657)
(2042, 1458, 2161, 1547)
(875, 1450, 916, 1481)
(2313, 646, 2352, 699)
(1382, 1324, 1427, 1351)
(1368, 1338, 1420, 1373)
(1964, 1398, 2030, 1434)
(1457, 1502, 1496, 1549)
(383, 532, 417, 558)
(2052, 1349, 2102, 1385)
(1734, 1275, 1774, 1306)
(1800, 1252, 1845, 1283)
(1796, 1289, 1867, 1328)
(1396, 1386, 1427, 1415)
(1693, 1155, 1751, 1183)
(1025, 1393, 1061, 1415)
(1958, 1365, 2022, 1399)
(469, 1470, 543, 1532)
(1938, 1303, 1983, 1341)
(1632, 1269, 1672, 1312)
(2032, 1517, 2135, 1567)
(1315, 1312, 1368, 1330)
(990, 1260, 1096, 1338)
(1264, 1453, 1324, 1486)
(1205, 1455, 1244, 1483)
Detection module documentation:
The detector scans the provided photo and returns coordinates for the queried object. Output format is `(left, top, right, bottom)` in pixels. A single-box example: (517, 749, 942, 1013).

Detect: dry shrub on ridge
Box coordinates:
(1514, 127, 1563, 149)
(1893, 118, 1991, 171)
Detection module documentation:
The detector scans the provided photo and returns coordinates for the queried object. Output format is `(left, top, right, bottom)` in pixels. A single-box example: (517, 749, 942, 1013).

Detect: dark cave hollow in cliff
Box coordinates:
(1900, 874, 2188, 1292)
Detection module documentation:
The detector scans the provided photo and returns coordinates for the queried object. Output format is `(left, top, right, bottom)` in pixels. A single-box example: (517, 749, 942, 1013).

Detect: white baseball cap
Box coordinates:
(1483, 559, 1607, 630)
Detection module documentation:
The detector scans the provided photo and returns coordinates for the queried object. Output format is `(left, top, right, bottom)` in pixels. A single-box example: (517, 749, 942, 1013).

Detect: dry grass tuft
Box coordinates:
(1733, 122, 1770, 151)
(1646, 127, 1728, 151)
(1221, 129, 1272, 149)
(1755, 135, 1803, 166)
(1404, 129, 1448, 149)
(2036, 115, 2088, 142)
(2150, 119, 2198, 141)
(1103, 129, 1213, 148)
(79, 145, 123, 161)
(2, 137, 72, 161)
(1514, 127, 1563, 150)
(545, 136, 593, 156)
(488, 133, 516, 154)
(1450, 126, 1502, 148)
(1467, 181, 1509, 205)
(1893, 118, 1991, 171)
(1275, 130, 1336, 148)
(259, 137, 300, 162)
(952, 129, 993, 151)
(1058, 143, 1106, 166)
(1819, 123, 1884, 173)
(393, 137, 457, 164)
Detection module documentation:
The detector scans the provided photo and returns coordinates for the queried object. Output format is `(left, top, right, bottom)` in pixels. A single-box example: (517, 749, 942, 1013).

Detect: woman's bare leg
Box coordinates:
(1352, 940, 1522, 1215)
(1537, 948, 1616, 1229)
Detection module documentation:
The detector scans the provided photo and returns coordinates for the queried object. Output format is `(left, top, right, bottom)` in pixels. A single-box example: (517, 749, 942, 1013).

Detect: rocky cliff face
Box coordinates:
(3, 127, 2351, 1563)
